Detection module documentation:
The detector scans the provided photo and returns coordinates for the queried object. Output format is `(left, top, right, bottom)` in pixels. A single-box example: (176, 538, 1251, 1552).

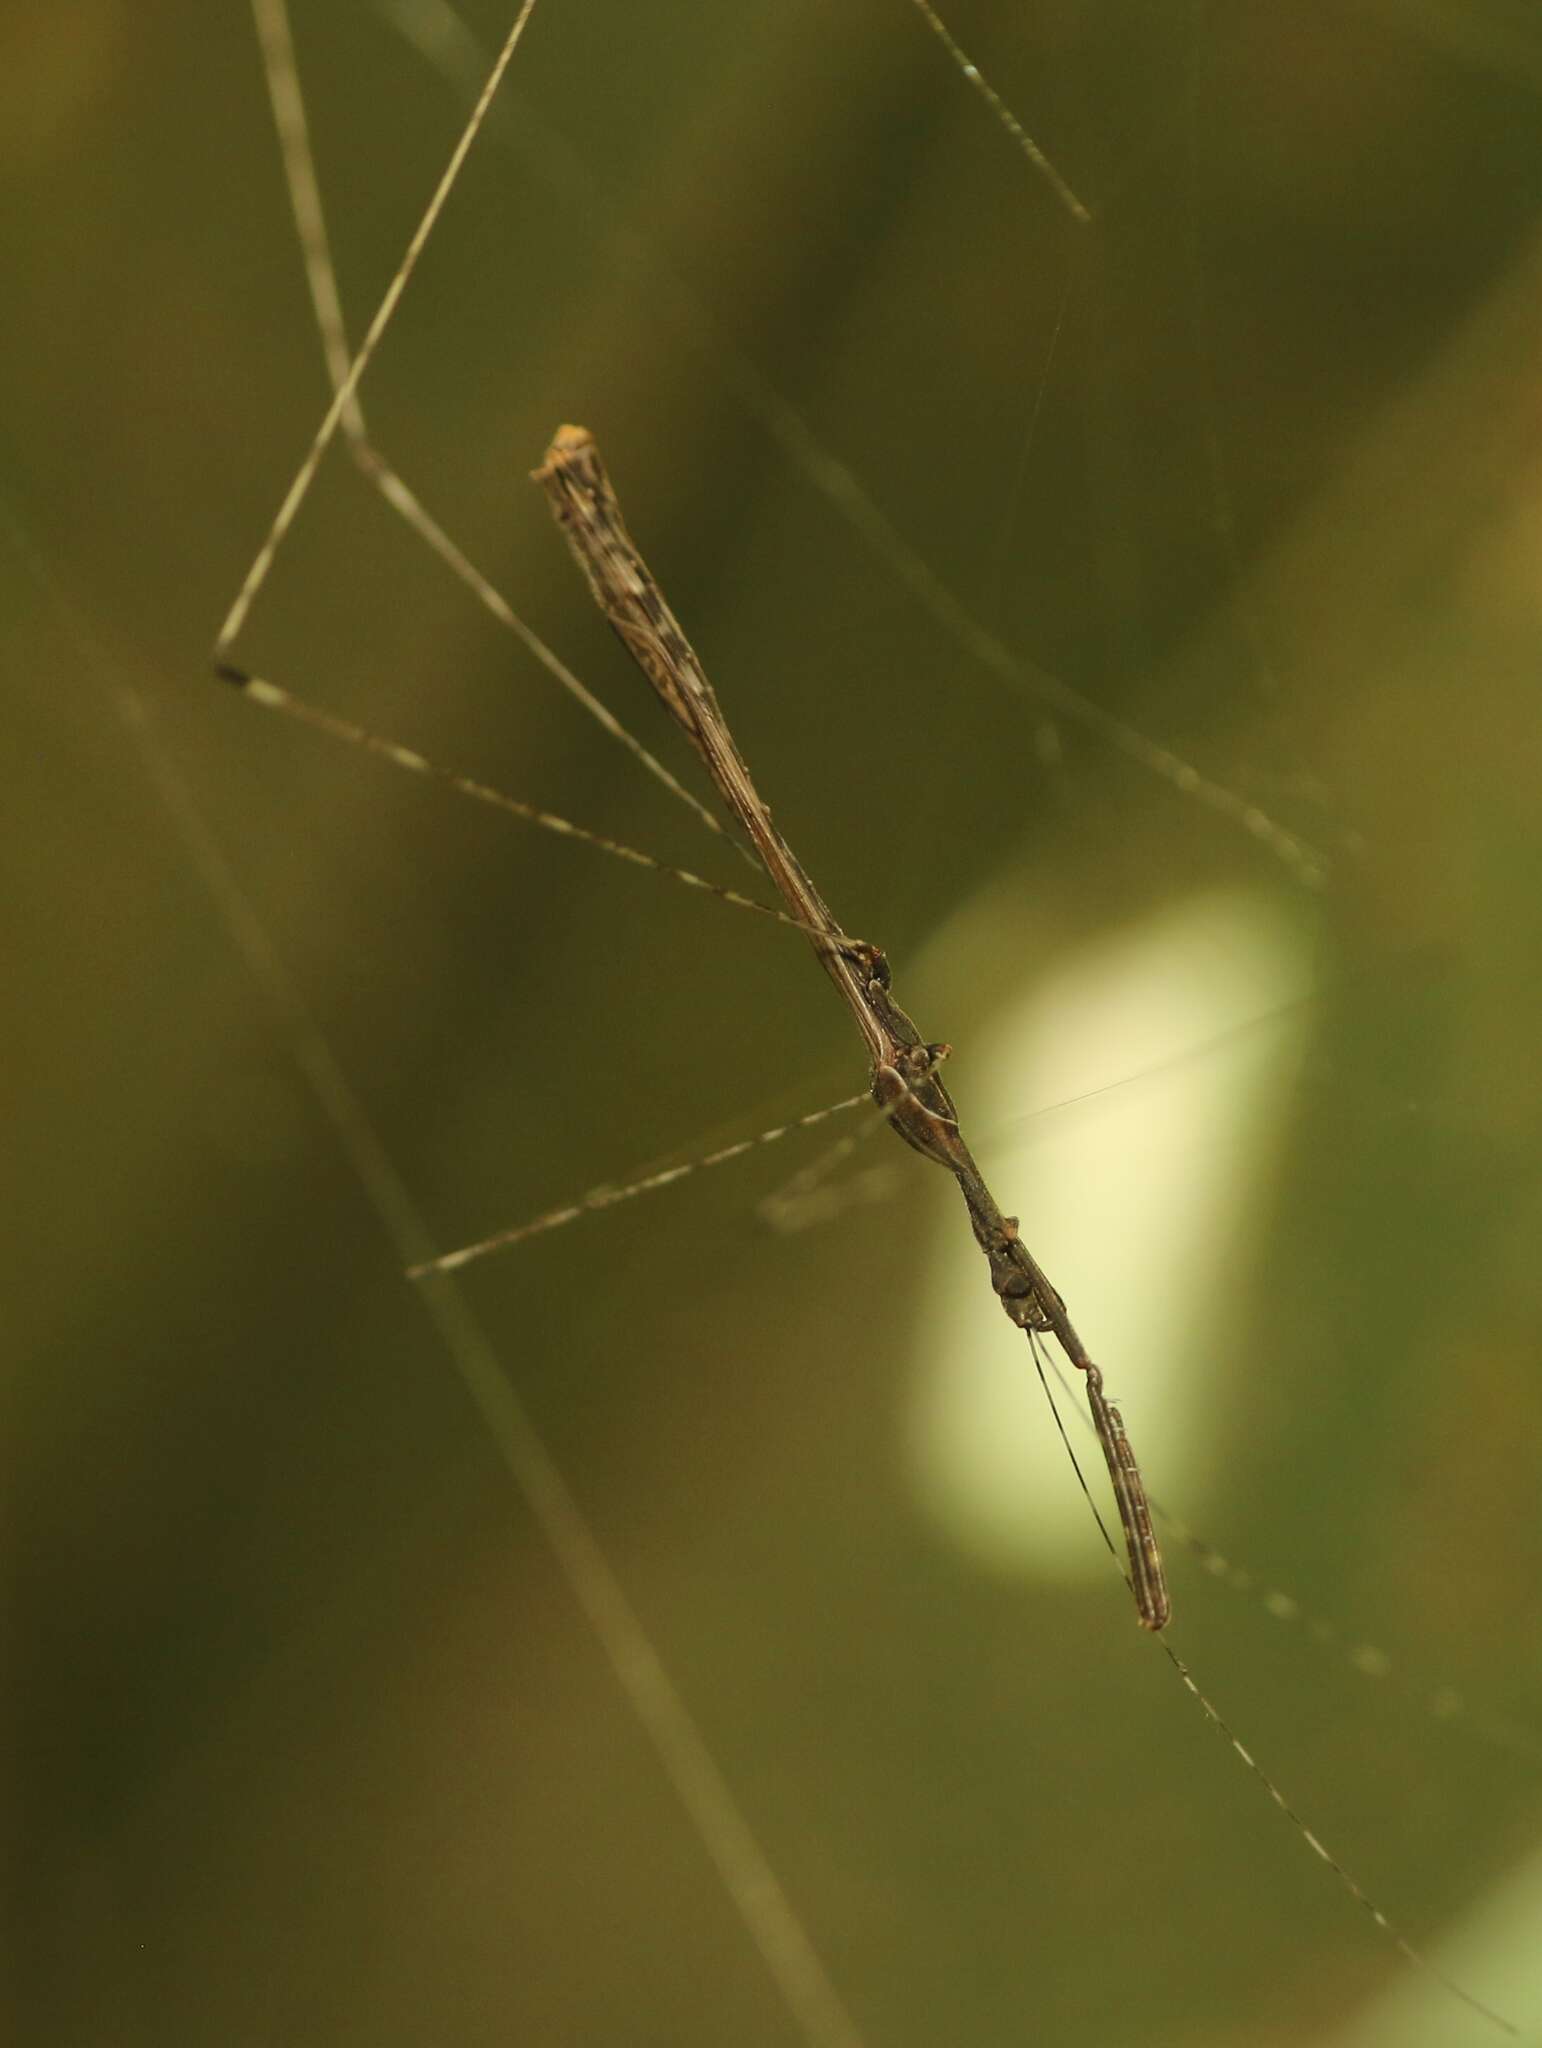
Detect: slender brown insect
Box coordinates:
(531, 423, 1170, 1632)
(195, 15, 1530, 2029)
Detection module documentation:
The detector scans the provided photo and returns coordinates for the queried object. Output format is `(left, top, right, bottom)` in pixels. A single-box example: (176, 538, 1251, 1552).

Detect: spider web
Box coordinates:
(8, 2, 1542, 2044)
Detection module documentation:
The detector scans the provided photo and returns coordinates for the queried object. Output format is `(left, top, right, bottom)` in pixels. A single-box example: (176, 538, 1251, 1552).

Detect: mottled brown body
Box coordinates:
(535, 424, 1169, 1630)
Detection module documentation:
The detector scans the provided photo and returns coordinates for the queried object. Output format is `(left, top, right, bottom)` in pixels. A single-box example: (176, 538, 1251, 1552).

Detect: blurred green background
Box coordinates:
(7, 2, 1542, 2043)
